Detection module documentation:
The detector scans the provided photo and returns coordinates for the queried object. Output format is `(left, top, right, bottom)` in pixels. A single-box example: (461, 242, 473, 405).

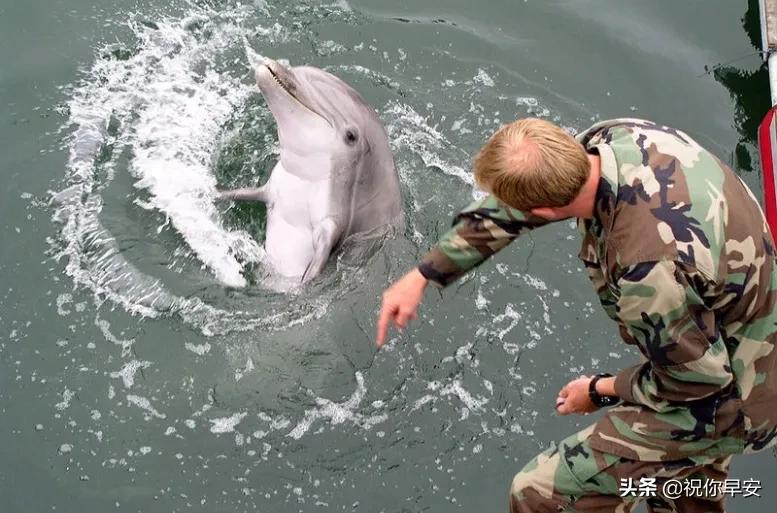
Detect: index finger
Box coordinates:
(376, 302, 397, 347)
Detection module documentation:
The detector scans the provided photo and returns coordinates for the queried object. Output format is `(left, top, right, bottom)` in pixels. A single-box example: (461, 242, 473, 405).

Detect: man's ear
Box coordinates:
(529, 207, 558, 220)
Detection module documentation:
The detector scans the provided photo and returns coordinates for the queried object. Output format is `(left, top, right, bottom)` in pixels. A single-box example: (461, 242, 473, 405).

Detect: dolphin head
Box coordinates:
(255, 59, 399, 211)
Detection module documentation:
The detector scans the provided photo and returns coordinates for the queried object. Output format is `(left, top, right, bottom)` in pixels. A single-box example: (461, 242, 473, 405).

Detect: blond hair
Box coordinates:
(474, 118, 590, 211)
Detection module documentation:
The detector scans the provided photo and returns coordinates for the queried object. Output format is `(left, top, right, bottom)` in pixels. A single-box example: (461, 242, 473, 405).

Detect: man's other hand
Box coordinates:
(376, 269, 429, 347)
(556, 376, 598, 415)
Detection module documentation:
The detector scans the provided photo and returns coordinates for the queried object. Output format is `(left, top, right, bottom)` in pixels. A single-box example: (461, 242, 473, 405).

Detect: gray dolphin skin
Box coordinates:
(220, 58, 402, 283)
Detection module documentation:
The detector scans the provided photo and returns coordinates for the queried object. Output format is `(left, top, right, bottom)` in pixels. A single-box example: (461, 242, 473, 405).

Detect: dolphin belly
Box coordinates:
(263, 162, 330, 278)
(264, 214, 315, 277)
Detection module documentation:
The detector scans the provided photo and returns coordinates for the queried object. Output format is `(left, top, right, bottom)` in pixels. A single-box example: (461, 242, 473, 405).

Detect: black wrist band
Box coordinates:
(416, 263, 434, 280)
(589, 373, 619, 408)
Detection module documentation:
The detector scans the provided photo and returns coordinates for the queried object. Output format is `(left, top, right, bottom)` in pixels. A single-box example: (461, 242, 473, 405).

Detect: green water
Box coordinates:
(1, 0, 775, 512)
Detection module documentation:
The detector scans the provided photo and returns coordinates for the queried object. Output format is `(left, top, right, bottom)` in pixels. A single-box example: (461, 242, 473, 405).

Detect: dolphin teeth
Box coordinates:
(265, 65, 293, 96)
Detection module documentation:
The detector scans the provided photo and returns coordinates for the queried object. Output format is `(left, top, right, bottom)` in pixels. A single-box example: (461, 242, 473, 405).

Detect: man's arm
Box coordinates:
(612, 260, 733, 411)
(417, 194, 553, 287)
(376, 194, 552, 345)
(595, 377, 617, 397)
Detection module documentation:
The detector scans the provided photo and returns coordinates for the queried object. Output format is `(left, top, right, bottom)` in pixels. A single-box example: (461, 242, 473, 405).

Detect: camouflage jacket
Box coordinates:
(419, 119, 777, 461)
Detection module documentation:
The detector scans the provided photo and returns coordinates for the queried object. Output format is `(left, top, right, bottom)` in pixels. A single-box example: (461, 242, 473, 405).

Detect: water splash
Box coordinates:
(53, 5, 297, 334)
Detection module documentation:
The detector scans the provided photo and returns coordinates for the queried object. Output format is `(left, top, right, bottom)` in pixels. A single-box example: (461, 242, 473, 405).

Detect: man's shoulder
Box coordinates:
(578, 118, 705, 159)
(585, 119, 756, 279)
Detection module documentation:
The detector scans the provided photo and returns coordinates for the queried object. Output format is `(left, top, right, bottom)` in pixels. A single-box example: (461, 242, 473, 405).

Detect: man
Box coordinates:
(376, 118, 777, 512)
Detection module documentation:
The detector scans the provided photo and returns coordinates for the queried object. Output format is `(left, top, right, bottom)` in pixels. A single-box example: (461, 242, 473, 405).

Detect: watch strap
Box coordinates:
(589, 373, 619, 408)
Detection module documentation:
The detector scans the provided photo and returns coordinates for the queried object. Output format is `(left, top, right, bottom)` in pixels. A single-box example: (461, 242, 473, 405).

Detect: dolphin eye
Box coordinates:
(344, 129, 358, 145)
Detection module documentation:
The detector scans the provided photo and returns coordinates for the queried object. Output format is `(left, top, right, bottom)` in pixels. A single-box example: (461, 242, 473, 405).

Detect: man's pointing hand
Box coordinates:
(376, 269, 429, 347)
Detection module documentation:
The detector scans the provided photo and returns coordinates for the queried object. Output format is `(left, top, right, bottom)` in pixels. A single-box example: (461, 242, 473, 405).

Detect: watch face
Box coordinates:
(601, 396, 618, 407)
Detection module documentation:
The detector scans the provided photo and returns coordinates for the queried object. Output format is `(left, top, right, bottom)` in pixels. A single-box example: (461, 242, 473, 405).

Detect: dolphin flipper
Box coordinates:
(217, 185, 270, 203)
(302, 218, 341, 283)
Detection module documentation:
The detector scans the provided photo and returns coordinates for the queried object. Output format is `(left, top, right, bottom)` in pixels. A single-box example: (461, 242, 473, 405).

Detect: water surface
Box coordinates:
(1, 0, 775, 511)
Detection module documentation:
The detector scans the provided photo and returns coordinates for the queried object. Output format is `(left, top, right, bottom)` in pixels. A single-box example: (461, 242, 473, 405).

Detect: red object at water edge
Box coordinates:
(759, 106, 777, 238)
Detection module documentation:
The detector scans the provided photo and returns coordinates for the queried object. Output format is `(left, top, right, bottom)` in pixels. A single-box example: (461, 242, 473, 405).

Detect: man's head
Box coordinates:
(474, 118, 591, 219)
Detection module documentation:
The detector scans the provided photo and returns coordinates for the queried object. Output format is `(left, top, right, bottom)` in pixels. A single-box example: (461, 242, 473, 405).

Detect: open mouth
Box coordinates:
(265, 64, 294, 97)
(261, 62, 333, 128)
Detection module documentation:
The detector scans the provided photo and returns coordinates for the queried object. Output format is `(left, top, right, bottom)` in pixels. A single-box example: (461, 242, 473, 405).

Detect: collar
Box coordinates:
(589, 143, 619, 237)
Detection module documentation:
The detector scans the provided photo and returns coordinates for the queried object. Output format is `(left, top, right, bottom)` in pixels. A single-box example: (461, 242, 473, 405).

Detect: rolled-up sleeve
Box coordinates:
(612, 260, 733, 411)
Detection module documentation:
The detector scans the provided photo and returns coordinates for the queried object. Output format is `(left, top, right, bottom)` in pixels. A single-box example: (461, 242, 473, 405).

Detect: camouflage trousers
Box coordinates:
(510, 424, 732, 513)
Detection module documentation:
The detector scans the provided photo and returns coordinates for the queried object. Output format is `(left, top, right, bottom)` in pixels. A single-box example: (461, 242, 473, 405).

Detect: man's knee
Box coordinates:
(509, 449, 570, 513)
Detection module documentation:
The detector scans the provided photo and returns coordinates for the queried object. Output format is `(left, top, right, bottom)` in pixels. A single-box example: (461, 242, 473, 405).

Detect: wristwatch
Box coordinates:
(588, 373, 620, 408)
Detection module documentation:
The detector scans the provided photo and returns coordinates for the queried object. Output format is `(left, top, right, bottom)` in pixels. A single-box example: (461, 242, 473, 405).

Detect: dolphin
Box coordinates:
(219, 58, 402, 283)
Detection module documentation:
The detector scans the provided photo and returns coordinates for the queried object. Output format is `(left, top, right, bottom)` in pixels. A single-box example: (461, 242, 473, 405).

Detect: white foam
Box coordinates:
(243, 41, 266, 69)
(234, 357, 255, 381)
(56, 293, 73, 316)
(110, 360, 151, 388)
(126, 394, 167, 420)
(433, 379, 489, 412)
(520, 273, 548, 291)
(473, 68, 495, 87)
(330, 0, 352, 11)
(383, 102, 474, 187)
(410, 394, 436, 411)
(492, 304, 522, 341)
(332, 64, 402, 90)
(129, 50, 261, 286)
(55, 388, 76, 411)
(95, 318, 135, 357)
(209, 412, 247, 434)
(475, 288, 490, 310)
(287, 372, 387, 439)
(55, 5, 267, 324)
(184, 342, 212, 355)
(516, 95, 550, 117)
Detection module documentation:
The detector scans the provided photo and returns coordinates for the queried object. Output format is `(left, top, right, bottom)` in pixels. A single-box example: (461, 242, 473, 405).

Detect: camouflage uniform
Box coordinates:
(417, 119, 777, 512)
